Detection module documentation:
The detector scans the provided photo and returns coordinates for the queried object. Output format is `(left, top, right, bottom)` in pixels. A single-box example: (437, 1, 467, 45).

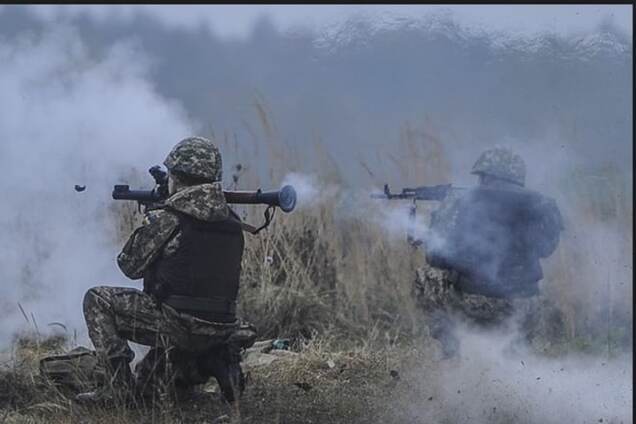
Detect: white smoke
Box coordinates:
(363, 139, 633, 423)
(0, 9, 630, 422)
(0, 26, 195, 346)
(276, 174, 447, 252)
(366, 194, 447, 252)
(406, 327, 633, 424)
(281, 172, 339, 210)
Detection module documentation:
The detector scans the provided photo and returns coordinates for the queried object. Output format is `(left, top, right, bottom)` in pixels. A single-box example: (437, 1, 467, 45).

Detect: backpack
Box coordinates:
(39, 346, 105, 391)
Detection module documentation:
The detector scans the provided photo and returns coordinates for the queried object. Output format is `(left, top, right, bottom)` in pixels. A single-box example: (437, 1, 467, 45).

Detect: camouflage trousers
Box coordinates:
(83, 286, 255, 398)
(414, 268, 543, 358)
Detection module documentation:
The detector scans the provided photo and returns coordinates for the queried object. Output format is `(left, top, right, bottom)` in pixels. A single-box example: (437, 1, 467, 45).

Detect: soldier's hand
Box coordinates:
(142, 209, 164, 226)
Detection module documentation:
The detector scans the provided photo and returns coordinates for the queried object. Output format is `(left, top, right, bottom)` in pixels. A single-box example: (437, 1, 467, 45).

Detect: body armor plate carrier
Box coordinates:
(144, 209, 245, 323)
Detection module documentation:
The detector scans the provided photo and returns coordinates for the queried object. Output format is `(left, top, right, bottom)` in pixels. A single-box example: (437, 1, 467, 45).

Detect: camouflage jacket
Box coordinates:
(117, 183, 229, 280)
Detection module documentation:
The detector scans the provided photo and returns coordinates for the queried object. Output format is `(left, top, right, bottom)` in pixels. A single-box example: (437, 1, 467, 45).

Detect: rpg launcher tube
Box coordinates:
(223, 185, 297, 213)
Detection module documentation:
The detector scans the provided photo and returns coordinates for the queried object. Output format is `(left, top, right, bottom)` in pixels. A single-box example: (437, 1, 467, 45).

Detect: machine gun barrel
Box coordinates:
(370, 183, 452, 201)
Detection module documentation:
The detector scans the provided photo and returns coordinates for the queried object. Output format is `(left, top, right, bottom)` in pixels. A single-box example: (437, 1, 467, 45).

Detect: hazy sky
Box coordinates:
(21, 5, 633, 39)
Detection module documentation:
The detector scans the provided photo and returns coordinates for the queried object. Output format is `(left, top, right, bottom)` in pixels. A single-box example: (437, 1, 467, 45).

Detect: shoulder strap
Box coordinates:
(237, 205, 277, 235)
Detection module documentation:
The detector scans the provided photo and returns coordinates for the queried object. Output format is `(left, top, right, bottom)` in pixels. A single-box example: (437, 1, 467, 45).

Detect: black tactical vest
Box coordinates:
(144, 208, 245, 322)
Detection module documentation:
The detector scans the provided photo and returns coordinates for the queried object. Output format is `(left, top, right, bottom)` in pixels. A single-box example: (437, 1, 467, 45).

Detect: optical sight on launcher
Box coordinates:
(113, 165, 296, 234)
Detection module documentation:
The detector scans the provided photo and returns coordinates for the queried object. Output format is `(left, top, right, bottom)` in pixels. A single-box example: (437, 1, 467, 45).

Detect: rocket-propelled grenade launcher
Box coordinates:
(113, 165, 296, 233)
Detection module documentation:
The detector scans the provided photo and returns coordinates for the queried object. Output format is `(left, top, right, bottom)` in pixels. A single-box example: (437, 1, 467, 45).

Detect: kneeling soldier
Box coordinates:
(77, 136, 255, 404)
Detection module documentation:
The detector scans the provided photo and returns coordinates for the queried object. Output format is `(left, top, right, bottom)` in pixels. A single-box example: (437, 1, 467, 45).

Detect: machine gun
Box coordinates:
(370, 183, 454, 248)
(370, 183, 452, 202)
(113, 165, 297, 234)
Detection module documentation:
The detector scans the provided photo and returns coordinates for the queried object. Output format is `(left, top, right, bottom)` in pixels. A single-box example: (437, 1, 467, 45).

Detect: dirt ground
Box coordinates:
(0, 336, 439, 424)
(0, 337, 632, 424)
(1, 332, 631, 424)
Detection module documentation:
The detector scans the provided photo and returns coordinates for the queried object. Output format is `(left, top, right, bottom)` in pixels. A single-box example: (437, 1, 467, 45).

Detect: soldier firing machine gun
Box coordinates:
(370, 183, 453, 247)
(113, 165, 297, 234)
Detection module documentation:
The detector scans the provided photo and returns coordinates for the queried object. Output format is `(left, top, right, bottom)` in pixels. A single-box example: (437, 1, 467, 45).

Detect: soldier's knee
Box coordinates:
(82, 286, 110, 316)
(86, 285, 109, 296)
(84, 286, 102, 303)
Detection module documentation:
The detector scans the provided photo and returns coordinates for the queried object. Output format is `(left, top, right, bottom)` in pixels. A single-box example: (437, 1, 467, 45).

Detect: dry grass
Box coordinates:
(2, 102, 630, 422)
(224, 108, 632, 355)
(1, 331, 441, 424)
(238, 202, 423, 344)
(104, 103, 631, 355)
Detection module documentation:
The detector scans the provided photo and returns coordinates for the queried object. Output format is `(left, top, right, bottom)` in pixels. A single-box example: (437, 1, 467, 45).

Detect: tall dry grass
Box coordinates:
(1, 101, 631, 424)
(238, 201, 422, 344)
(111, 98, 631, 354)
(541, 165, 633, 354)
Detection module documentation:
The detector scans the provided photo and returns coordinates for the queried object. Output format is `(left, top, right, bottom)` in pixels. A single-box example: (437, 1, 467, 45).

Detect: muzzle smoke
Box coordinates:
(281, 172, 340, 210)
(0, 26, 194, 345)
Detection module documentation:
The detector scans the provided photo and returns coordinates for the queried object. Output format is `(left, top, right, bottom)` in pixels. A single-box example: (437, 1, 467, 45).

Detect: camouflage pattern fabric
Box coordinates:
(117, 210, 179, 280)
(414, 266, 569, 356)
(471, 146, 526, 186)
(83, 286, 256, 398)
(86, 138, 257, 397)
(165, 183, 228, 222)
(415, 267, 529, 358)
(117, 183, 229, 279)
(415, 267, 516, 325)
(163, 136, 223, 182)
(83, 286, 241, 363)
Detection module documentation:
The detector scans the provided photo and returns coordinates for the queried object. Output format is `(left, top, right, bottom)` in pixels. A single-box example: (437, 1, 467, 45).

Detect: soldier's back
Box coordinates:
(426, 183, 562, 298)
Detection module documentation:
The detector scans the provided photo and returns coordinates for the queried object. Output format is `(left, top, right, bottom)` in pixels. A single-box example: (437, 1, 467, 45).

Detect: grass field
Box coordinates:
(1, 114, 632, 423)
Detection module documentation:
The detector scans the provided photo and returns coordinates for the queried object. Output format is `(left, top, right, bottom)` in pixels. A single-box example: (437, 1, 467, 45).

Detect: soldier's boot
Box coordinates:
(75, 357, 137, 406)
(215, 361, 245, 403)
(199, 346, 245, 403)
(134, 347, 171, 402)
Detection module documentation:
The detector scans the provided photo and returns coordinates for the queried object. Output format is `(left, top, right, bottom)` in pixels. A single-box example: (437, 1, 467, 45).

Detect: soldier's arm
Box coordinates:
(117, 209, 179, 280)
(530, 197, 564, 258)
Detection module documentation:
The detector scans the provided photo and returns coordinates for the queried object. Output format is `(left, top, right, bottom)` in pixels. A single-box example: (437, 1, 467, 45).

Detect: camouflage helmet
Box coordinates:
(471, 147, 526, 186)
(164, 136, 222, 182)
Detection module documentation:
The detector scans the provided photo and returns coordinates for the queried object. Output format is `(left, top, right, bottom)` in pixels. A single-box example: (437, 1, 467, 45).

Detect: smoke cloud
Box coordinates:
(403, 326, 632, 424)
(281, 172, 340, 210)
(0, 6, 630, 421)
(0, 25, 194, 344)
